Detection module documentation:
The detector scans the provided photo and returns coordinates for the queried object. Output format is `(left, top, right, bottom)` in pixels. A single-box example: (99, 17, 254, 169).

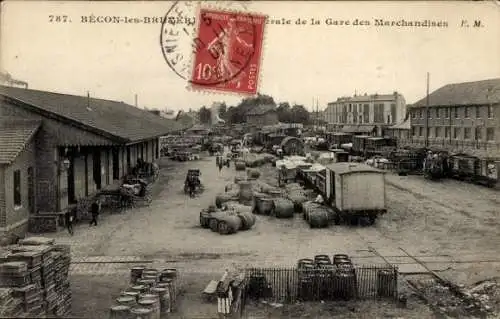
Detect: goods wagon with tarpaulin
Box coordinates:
(325, 132, 353, 148)
(280, 136, 305, 156)
(323, 163, 387, 226)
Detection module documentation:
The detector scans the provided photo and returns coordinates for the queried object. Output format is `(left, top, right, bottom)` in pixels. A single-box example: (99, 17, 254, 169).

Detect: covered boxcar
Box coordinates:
(326, 132, 353, 148)
(323, 163, 387, 225)
(448, 154, 499, 187)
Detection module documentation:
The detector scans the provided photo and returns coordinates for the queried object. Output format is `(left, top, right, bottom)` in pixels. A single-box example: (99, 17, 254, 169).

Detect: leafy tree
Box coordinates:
(218, 102, 227, 120)
(290, 104, 310, 124)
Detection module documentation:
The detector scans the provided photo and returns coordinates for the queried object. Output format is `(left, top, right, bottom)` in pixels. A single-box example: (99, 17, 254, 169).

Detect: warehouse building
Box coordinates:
(0, 85, 182, 241)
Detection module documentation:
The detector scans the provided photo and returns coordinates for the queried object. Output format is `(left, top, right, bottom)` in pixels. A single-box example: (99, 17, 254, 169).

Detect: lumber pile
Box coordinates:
(0, 237, 71, 317)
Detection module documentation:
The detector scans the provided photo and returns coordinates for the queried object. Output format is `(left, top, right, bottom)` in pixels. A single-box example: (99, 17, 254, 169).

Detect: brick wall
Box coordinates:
(3, 139, 36, 228)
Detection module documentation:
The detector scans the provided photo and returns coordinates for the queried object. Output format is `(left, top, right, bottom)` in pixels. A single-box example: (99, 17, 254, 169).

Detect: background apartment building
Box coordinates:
(323, 92, 406, 135)
(408, 78, 500, 158)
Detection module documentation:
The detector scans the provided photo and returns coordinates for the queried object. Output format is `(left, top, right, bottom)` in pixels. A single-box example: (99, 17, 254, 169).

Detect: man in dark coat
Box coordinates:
(89, 198, 100, 226)
(66, 206, 76, 235)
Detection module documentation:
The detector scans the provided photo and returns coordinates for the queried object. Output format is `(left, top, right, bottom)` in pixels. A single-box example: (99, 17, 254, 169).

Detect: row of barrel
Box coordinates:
(297, 255, 397, 300)
(302, 202, 332, 228)
(109, 267, 178, 319)
(200, 206, 256, 235)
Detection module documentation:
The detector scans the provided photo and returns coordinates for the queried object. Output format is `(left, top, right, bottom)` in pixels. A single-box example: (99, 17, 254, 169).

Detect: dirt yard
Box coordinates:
(40, 153, 500, 318)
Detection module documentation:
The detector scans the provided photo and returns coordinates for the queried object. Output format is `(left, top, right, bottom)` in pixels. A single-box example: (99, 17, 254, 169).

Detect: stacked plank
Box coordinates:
(0, 288, 23, 317)
(0, 237, 72, 317)
(109, 267, 179, 318)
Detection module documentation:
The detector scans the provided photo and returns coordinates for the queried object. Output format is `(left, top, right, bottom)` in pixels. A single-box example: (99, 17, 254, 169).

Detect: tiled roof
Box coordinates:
(412, 78, 500, 107)
(246, 104, 276, 116)
(0, 86, 184, 142)
(0, 119, 41, 164)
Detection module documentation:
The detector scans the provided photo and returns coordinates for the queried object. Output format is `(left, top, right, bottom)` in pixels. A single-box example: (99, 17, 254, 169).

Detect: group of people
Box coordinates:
(64, 197, 101, 236)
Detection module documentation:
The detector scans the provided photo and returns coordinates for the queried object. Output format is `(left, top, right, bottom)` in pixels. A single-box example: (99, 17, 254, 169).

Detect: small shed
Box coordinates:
(325, 162, 386, 213)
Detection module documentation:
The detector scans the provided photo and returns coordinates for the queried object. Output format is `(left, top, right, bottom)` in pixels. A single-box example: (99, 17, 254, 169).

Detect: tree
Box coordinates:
(290, 104, 310, 124)
(198, 106, 211, 124)
(218, 102, 227, 120)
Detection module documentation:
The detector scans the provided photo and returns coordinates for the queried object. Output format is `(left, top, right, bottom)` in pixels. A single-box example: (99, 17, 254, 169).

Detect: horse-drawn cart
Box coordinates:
(184, 169, 204, 196)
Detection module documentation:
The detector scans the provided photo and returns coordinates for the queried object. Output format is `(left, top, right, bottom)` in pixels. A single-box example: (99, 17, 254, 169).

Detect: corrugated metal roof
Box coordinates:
(0, 119, 41, 164)
(0, 85, 183, 142)
(412, 78, 500, 107)
(326, 162, 384, 175)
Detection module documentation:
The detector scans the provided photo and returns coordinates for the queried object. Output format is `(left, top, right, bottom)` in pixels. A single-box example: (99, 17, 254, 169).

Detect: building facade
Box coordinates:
(245, 105, 279, 126)
(0, 85, 182, 241)
(323, 92, 406, 134)
(406, 78, 500, 158)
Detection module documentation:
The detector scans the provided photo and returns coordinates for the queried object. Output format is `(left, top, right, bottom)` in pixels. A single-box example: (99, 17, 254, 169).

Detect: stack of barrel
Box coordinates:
(109, 267, 178, 319)
(286, 187, 309, 213)
(302, 201, 330, 228)
(253, 193, 274, 215)
(377, 268, 397, 299)
(199, 206, 256, 235)
(297, 254, 358, 302)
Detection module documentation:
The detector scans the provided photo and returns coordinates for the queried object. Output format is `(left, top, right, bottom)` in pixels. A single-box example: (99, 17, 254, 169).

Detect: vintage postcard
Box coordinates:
(0, 1, 499, 318)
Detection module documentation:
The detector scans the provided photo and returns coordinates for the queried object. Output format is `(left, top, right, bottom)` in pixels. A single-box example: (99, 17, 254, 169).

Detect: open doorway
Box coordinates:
(93, 149, 102, 190)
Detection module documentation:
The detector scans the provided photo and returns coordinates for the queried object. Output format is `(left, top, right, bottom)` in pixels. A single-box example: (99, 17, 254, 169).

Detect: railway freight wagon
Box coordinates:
(448, 154, 499, 187)
(323, 163, 387, 225)
(326, 132, 353, 148)
(352, 135, 370, 156)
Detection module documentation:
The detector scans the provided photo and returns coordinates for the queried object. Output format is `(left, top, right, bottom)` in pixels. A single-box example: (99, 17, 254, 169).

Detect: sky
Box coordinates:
(1, 1, 499, 112)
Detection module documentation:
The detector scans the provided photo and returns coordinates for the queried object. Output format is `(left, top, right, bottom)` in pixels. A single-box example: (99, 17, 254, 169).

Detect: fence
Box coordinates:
(244, 265, 398, 304)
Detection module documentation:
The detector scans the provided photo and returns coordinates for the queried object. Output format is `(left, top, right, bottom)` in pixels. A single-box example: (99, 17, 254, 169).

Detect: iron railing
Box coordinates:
(245, 265, 398, 304)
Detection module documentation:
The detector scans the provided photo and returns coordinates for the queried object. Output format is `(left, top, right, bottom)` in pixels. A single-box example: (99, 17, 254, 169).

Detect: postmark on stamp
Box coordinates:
(160, 1, 266, 95)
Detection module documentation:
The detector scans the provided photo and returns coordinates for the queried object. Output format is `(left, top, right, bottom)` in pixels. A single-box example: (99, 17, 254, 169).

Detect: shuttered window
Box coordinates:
(14, 170, 21, 206)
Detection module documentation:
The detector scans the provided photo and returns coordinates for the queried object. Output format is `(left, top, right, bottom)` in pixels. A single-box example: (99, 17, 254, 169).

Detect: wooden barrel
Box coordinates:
(272, 198, 294, 218)
(314, 255, 331, 264)
(130, 307, 153, 319)
(268, 190, 282, 197)
(160, 268, 177, 281)
(130, 267, 145, 284)
(129, 285, 147, 294)
(333, 254, 350, 264)
(308, 211, 329, 228)
(297, 258, 314, 269)
(238, 181, 253, 204)
(138, 279, 156, 288)
(150, 287, 171, 314)
(137, 299, 159, 319)
(199, 211, 211, 228)
(116, 296, 136, 307)
(109, 305, 131, 319)
(217, 215, 242, 235)
(234, 176, 246, 183)
(215, 193, 234, 208)
(208, 211, 227, 232)
(247, 169, 260, 179)
(122, 291, 140, 301)
(139, 295, 160, 319)
(157, 280, 176, 312)
(237, 212, 256, 230)
(377, 269, 397, 298)
(333, 271, 357, 300)
(235, 161, 246, 171)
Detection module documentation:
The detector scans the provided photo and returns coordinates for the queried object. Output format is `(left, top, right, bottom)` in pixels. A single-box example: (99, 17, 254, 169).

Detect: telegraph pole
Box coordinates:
(425, 72, 430, 148)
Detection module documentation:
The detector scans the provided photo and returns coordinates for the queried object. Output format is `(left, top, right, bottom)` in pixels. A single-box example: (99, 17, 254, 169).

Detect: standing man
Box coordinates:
(66, 206, 76, 235)
(90, 197, 100, 226)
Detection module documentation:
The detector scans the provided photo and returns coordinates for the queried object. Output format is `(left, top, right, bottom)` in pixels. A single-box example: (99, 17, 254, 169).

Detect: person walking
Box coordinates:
(66, 207, 75, 235)
(218, 158, 223, 172)
(89, 197, 100, 226)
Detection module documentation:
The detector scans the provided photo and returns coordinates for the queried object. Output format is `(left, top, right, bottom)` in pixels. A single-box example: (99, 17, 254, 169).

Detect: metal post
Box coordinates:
(425, 73, 430, 148)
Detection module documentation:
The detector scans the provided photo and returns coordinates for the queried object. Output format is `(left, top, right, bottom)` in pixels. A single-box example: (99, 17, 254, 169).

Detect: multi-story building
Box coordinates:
(245, 104, 279, 126)
(323, 92, 406, 135)
(408, 78, 500, 157)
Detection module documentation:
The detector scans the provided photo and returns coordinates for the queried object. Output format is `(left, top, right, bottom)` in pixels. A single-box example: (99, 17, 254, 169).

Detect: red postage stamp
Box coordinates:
(190, 8, 266, 95)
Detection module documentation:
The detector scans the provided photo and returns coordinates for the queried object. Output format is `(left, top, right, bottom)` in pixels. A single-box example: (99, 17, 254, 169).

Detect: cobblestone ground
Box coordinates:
(37, 154, 500, 318)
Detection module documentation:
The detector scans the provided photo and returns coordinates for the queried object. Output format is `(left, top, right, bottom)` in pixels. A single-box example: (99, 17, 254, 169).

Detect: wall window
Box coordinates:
(427, 127, 433, 138)
(412, 110, 416, 119)
(435, 126, 442, 138)
(475, 127, 482, 141)
(390, 103, 396, 123)
(412, 127, 417, 136)
(419, 126, 424, 137)
(435, 108, 440, 119)
(428, 108, 432, 119)
(453, 127, 460, 139)
(445, 127, 450, 138)
(464, 106, 470, 118)
(488, 105, 494, 118)
(487, 127, 495, 141)
(419, 109, 423, 119)
(444, 107, 449, 118)
(464, 127, 471, 139)
(475, 106, 481, 118)
(363, 104, 369, 123)
(14, 170, 21, 206)
(454, 107, 459, 119)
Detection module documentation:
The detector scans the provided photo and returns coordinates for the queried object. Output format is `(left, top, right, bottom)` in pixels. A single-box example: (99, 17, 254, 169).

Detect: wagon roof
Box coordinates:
(326, 162, 384, 175)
